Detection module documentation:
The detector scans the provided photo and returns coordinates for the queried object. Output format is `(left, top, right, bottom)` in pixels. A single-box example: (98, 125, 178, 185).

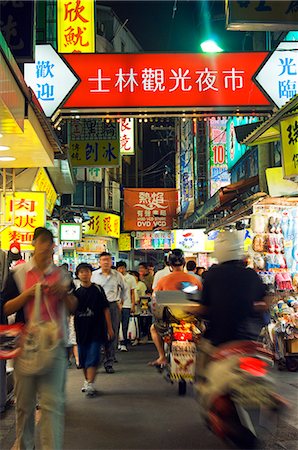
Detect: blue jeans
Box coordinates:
(104, 302, 120, 369)
(121, 308, 131, 346)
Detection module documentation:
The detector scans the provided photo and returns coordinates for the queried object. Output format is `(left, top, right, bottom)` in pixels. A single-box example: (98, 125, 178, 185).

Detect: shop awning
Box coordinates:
(237, 94, 298, 146)
(184, 175, 259, 228)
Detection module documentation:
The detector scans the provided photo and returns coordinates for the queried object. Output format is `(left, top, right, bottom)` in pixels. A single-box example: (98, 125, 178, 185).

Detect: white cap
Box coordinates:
(214, 230, 245, 264)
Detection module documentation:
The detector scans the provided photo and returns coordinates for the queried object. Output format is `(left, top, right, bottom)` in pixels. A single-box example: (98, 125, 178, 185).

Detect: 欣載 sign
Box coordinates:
(280, 115, 298, 182)
(123, 188, 178, 231)
(1, 192, 46, 251)
(69, 119, 120, 167)
(62, 52, 270, 110)
(83, 212, 120, 238)
(57, 0, 95, 53)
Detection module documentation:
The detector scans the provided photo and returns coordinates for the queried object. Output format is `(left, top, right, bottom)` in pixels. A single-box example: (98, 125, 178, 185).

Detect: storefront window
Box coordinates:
(86, 182, 94, 206)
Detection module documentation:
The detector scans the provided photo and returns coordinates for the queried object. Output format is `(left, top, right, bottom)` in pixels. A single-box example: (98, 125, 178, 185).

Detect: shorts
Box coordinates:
(78, 341, 102, 368)
(153, 319, 168, 336)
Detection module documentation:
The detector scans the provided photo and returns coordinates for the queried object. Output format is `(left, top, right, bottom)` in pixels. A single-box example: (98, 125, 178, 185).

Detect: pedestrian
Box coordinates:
(138, 262, 153, 294)
(152, 256, 171, 290)
(116, 261, 136, 351)
(129, 271, 148, 345)
(91, 252, 128, 373)
(186, 260, 202, 283)
(74, 263, 114, 397)
(196, 266, 206, 277)
(2, 227, 77, 450)
(148, 262, 155, 278)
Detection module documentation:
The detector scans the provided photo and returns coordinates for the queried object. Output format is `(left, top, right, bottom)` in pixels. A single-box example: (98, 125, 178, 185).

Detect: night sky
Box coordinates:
(101, 0, 252, 53)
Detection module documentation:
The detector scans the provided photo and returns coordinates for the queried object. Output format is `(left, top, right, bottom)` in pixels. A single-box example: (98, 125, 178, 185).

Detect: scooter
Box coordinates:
(196, 339, 288, 449)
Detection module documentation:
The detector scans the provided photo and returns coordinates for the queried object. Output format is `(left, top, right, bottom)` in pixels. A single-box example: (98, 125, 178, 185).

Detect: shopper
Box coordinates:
(116, 261, 136, 351)
(91, 252, 128, 373)
(186, 260, 202, 283)
(74, 263, 114, 397)
(2, 227, 77, 450)
(138, 262, 154, 294)
(152, 256, 171, 290)
(150, 249, 202, 366)
(129, 271, 148, 345)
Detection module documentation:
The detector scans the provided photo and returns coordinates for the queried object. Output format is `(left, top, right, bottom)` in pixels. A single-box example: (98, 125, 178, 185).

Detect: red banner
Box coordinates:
(62, 52, 270, 109)
(124, 188, 178, 231)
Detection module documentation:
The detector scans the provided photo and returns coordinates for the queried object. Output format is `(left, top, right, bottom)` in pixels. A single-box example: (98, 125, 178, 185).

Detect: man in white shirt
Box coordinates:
(152, 257, 171, 290)
(91, 252, 128, 373)
(116, 261, 136, 351)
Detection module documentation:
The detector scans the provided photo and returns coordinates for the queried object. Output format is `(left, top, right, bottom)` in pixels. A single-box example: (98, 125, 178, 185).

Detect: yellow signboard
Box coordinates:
(32, 168, 57, 215)
(280, 116, 298, 181)
(70, 140, 120, 167)
(1, 192, 46, 251)
(83, 212, 120, 238)
(118, 233, 132, 251)
(226, 0, 298, 31)
(57, 0, 95, 53)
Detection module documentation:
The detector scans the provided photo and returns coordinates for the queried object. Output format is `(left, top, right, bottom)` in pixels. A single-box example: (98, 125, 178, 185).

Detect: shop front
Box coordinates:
(171, 229, 214, 269)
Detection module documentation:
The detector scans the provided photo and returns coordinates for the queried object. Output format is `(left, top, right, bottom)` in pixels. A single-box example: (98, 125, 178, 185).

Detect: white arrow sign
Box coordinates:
(255, 41, 298, 109)
(24, 44, 79, 118)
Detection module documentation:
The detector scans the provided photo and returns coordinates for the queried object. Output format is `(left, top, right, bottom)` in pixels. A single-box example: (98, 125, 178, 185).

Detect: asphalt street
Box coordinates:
(1, 344, 297, 450)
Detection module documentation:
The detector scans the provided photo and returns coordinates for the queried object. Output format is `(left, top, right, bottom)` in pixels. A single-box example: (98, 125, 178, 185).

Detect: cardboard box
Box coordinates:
(286, 339, 298, 354)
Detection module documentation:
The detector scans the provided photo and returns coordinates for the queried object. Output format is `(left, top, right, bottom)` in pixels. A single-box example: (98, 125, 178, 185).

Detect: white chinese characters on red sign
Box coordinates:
(120, 118, 134, 156)
(135, 191, 169, 229)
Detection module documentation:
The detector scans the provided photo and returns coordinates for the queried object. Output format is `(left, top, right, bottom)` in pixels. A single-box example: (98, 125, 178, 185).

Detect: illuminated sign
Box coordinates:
(172, 229, 214, 253)
(24, 44, 78, 117)
(57, 0, 95, 53)
(120, 118, 135, 156)
(118, 233, 132, 252)
(226, 116, 259, 169)
(32, 168, 57, 215)
(70, 119, 120, 167)
(280, 115, 298, 181)
(1, 192, 46, 251)
(62, 52, 270, 110)
(83, 212, 120, 238)
(177, 119, 194, 217)
(209, 118, 231, 196)
(255, 42, 298, 108)
(134, 231, 172, 250)
(60, 223, 82, 241)
(124, 188, 178, 231)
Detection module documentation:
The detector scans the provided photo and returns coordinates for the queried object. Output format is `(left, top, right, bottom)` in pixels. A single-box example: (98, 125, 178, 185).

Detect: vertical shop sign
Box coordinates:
(32, 168, 57, 215)
(226, 116, 259, 169)
(57, 0, 95, 53)
(280, 115, 298, 181)
(179, 119, 195, 217)
(70, 119, 120, 167)
(1, 192, 46, 251)
(209, 118, 230, 196)
(120, 118, 135, 156)
(123, 188, 178, 231)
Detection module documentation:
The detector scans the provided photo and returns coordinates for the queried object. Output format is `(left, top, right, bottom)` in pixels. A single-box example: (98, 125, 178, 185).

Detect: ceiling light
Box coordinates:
(200, 40, 223, 53)
(0, 145, 10, 151)
(0, 156, 16, 161)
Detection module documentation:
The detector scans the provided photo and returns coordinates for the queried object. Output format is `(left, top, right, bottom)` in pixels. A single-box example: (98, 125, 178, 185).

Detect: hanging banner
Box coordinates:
(280, 115, 298, 182)
(57, 0, 95, 53)
(120, 118, 135, 156)
(32, 168, 57, 215)
(226, 0, 298, 31)
(209, 118, 231, 196)
(62, 52, 270, 110)
(124, 188, 178, 231)
(83, 212, 120, 238)
(70, 119, 120, 167)
(178, 119, 195, 217)
(1, 192, 46, 251)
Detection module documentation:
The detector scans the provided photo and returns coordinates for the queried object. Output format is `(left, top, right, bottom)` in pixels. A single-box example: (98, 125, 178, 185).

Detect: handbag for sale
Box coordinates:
(0, 323, 24, 359)
(128, 316, 139, 341)
(15, 283, 61, 376)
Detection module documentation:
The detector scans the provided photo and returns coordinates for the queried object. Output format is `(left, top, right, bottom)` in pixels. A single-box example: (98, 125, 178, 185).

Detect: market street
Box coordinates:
(1, 344, 297, 450)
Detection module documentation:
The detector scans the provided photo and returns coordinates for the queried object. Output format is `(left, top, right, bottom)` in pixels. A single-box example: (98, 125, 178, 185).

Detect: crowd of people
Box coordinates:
(0, 227, 270, 450)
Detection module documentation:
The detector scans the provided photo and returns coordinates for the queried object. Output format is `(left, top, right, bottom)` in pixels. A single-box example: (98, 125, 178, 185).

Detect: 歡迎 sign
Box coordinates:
(57, 0, 95, 53)
(209, 118, 231, 196)
(62, 52, 270, 110)
(226, 1, 298, 31)
(123, 188, 178, 231)
(255, 42, 298, 109)
(24, 44, 79, 117)
(280, 115, 298, 181)
(83, 212, 120, 238)
(32, 168, 57, 215)
(1, 192, 46, 251)
(120, 118, 135, 156)
(70, 119, 120, 167)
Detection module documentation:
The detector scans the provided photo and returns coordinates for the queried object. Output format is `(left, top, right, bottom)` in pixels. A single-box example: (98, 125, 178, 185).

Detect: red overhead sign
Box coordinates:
(62, 52, 270, 110)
